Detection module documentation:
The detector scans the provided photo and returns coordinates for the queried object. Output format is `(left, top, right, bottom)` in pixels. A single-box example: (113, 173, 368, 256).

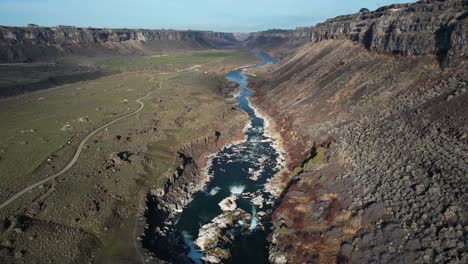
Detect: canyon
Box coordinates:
(247, 0, 468, 66)
(0, 26, 238, 63)
(247, 0, 467, 263)
(0, 0, 467, 263)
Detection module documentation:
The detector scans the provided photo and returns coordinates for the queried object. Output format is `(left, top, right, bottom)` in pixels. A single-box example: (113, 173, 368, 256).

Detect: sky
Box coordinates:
(0, 0, 416, 32)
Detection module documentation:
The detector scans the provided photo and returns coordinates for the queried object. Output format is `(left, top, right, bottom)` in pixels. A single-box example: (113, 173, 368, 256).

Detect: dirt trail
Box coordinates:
(0, 58, 225, 211)
(177, 58, 225, 72)
(0, 86, 159, 211)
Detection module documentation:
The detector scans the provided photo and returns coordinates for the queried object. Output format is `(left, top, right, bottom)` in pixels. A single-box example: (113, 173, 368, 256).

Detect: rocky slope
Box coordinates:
(245, 29, 310, 56)
(308, 0, 468, 66)
(248, 0, 468, 65)
(141, 81, 249, 263)
(249, 0, 468, 263)
(0, 26, 239, 62)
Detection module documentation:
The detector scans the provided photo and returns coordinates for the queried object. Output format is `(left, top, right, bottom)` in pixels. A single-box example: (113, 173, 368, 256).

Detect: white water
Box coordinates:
(229, 185, 246, 195)
(249, 205, 258, 231)
(173, 52, 282, 263)
(182, 230, 203, 264)
(206, 186, 221, 196)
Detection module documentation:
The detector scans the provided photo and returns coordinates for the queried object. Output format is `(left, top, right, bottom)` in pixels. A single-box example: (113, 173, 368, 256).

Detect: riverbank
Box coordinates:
(141, 86, 250, 263)
(144, 52, 287, 264)
(141, 56, 276, 263)
(0, 50, 261, 263)
(247, 98, 289, 197)
(249, 37, 468, 263)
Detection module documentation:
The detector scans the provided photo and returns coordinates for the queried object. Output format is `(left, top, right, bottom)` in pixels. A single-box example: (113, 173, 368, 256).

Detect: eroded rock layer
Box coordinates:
(0, 26, 238, 62)
(142, 83, 249, 263)
(249, 0, 468, 263)
(248, 0, 468, 65)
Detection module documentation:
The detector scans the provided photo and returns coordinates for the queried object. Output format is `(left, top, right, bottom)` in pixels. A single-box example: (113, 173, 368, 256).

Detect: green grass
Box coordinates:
(0, 49, 259, 263)
(0, 49, 256, 202)
(94, 50, 253, 72)
(293, 166, 304, 175)
(0, 74, 157, 202)
(293, 146, 327, 175)
(303, 147, 326, 170)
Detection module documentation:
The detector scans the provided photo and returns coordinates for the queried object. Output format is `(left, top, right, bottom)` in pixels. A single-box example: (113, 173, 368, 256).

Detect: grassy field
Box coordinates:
(64, 50, 256, 73)
(0, 63, 106, 98)
(0, 74, 155, 202)
(0, 49, 258, 263)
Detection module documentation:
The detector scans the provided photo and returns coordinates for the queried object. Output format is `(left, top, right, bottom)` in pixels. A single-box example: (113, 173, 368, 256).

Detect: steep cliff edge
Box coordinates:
(142, 83, 249, 263)
(308, 0, 468, 66)
(245, 29, 310, 57)
(0, 26, 239, 62)
(249, 0, 468, 263)
(248, 0, 468, 65)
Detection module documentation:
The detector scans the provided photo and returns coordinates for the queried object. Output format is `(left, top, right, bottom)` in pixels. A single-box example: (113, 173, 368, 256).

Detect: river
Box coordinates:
(174, 52, 284, 263)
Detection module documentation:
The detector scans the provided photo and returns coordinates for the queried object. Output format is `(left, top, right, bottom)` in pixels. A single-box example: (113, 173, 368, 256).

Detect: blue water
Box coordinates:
(175, 52, 282, 263)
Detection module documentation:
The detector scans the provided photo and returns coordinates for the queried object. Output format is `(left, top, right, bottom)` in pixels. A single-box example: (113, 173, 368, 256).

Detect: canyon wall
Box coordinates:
(246, 29, 310, 53)
(249, 0, 467, 263)
(142, 83, 249, 263)
(0, 26, 239, 62)
(248, 0, 468, 65)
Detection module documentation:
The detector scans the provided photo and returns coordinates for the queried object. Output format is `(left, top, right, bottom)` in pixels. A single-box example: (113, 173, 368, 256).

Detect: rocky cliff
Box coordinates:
(249, 0, 468, 263)
(0, 26, 239, 62)
(309, 0, 468, 66)
(246, 29, 310, 50)
(142, 83, 249, 263)
(248, 0, 468, 65)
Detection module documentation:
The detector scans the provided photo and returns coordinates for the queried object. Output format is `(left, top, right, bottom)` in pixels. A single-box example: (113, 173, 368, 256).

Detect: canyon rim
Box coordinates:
(0, 0, 467, 264)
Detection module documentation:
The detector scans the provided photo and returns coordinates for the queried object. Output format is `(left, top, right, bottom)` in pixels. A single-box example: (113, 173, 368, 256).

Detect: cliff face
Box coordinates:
(245, 29, 310, 58)
(0, 26, 239, 62)
(248, 0, 468, 65)
(249, 0, 468, 263)
(143, 113, 249, 263)
(309, 0, 468, 66)
(246, 29, 309, 49)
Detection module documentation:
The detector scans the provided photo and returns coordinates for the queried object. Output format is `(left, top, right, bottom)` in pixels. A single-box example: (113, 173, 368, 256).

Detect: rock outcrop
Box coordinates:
(249, 0, 468, 263)
(195, 209, 251, 263)
(218, 196, 238, 212)
(308, 0, 468, 66)
(248, 0, 468, 66)
(245, 29, 310, 52)
(0, 26, 239, 62)
(142, 101, 249, 263)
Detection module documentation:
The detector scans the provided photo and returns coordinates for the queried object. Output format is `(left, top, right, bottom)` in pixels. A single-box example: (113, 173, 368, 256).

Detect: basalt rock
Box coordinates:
(218, 196, 238, 212)
(195, 209, 251, 263)
(0, 26, 239, 62)
(250, 1, 468, 263)
(309, 0, 468, 66)
(245, 29, 310, 51)
(142, 114, 249, 263)
(247, 0, 468, 66)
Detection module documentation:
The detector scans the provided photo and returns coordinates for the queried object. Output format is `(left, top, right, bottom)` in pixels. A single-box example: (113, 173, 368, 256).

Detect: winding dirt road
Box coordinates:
(0, 88, 157, 211)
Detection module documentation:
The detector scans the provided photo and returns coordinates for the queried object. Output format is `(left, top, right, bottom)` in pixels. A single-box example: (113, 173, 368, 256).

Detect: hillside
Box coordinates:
(0, 26, 242, 98)
(0, 0, 467, 263)
(248, 0, 468, 65)
(0, 26, 239, 63)
(249, 0, 468, 263)
(0, 50, 259, 263)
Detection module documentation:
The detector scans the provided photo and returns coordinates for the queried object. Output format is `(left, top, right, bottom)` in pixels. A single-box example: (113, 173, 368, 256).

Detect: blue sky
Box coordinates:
(0, 0, 415, 32)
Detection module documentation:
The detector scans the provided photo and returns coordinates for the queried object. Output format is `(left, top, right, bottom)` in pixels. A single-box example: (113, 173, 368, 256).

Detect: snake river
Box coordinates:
(175, 52, 283, 263)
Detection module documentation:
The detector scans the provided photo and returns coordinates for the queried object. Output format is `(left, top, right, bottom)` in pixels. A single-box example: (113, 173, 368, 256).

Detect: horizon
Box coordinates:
(0, 1, 466, 264)
(0, 0, 416, 33)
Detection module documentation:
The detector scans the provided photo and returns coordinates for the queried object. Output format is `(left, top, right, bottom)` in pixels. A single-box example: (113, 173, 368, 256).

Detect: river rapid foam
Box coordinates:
(175, 52, 285, 264)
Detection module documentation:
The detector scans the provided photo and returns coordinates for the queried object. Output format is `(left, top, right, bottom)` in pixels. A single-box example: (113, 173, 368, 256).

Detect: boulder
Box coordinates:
(218, 196, 237, 212)
(195, 209, 251, 263)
